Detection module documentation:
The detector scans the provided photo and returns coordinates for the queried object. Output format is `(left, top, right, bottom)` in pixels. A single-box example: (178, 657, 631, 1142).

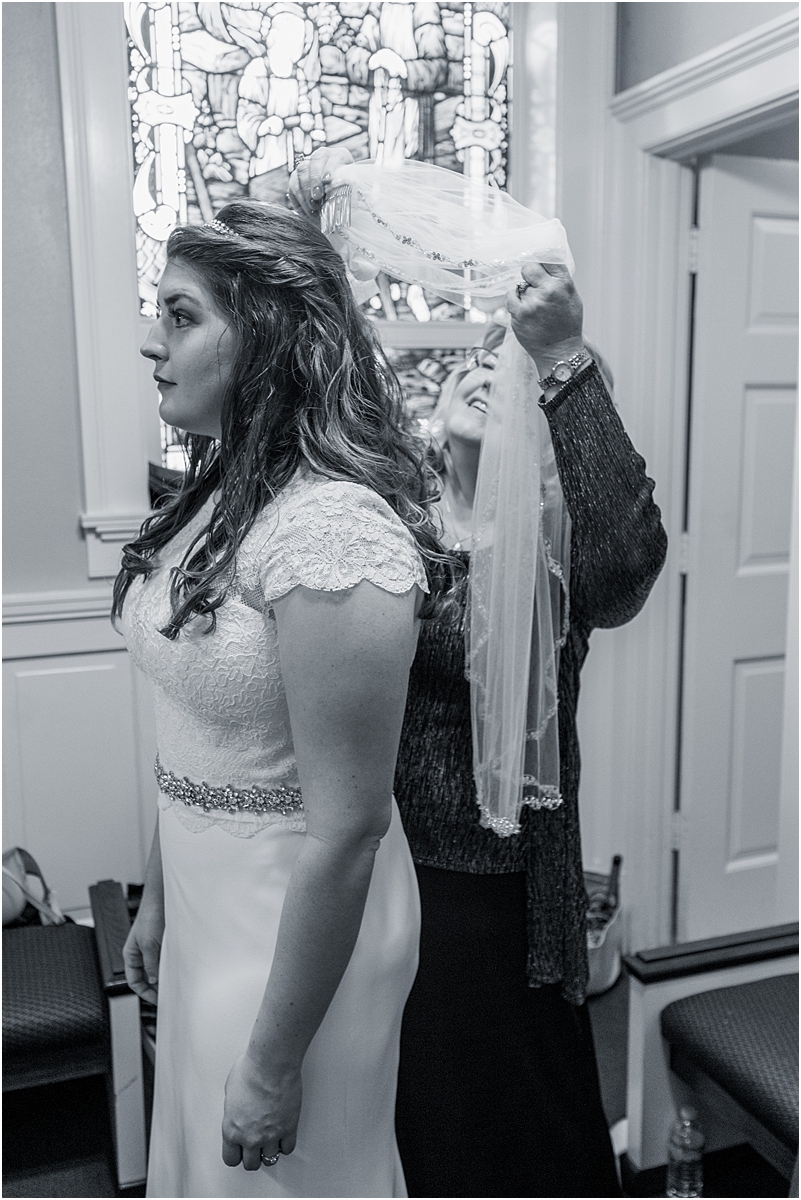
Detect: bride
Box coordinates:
(115, 200, 447, 1197)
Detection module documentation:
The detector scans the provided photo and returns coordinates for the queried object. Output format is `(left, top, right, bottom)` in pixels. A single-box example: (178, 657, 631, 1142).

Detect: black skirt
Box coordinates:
(396, 865, 622, 1198)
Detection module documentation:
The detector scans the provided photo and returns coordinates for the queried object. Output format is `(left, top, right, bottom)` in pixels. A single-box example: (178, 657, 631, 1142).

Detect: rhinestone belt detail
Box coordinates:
(154, 755, 303, 815)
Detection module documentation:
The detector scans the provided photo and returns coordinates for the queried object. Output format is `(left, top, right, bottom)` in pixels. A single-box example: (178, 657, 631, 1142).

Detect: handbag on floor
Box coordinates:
(2, 847, 65, 926)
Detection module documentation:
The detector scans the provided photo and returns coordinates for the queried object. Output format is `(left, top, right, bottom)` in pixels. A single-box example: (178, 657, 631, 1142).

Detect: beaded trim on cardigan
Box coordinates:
(154, 755, 303, 815)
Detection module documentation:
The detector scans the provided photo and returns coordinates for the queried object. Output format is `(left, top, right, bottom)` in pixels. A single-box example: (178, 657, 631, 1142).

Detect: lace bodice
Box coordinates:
(121, 471, 428, 836)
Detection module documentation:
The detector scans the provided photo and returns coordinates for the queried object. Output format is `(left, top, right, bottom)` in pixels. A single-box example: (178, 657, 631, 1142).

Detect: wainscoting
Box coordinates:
(3, 591, 158, 919)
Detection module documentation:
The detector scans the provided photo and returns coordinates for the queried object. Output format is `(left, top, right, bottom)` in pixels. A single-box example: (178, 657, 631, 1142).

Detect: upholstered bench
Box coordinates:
(661, 974, 798, 1181)
(4, 922, 110, 1090)
(2, 882, 147, 1189)
(623, 923, 798, 1185)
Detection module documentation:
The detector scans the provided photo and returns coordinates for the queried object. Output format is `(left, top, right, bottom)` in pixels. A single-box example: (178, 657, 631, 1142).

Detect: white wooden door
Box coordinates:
(679, 154, 798, 941)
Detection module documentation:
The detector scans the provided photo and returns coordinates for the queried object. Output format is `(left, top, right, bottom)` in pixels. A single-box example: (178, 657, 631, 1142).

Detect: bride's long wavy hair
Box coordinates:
(112, 201, 453, 638)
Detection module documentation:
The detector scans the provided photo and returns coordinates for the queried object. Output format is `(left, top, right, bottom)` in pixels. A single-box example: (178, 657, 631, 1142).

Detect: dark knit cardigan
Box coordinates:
(394, 363, 668, 1004)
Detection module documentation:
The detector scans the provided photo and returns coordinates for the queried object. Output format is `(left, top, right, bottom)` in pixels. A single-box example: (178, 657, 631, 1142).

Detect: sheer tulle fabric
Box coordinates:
(323, 159, 574, 308)
(468, 332, 570, 835)
(320, 159, 574, 836)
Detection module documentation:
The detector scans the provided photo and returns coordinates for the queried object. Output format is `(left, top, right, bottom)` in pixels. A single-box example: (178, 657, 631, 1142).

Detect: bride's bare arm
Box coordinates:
(221, 579, 420, 1171)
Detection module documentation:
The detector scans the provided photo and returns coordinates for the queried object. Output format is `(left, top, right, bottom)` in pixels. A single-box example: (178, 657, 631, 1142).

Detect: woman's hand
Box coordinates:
(222, 1052, 301, 1171)
(122, 894, 164, 1006)
(288, 147, 354, 218)
(506, 261, 584, 373)
(122, 826, 165, 1006)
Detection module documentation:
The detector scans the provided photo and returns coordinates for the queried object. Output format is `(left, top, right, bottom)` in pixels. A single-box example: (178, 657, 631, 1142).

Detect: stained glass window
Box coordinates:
(125, 2, 511, 320)
(161, 419, 189, 473)
(384, 345, 468, 428)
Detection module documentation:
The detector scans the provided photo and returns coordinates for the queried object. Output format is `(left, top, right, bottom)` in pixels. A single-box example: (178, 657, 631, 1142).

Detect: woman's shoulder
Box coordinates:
(248, 469, 410, 540)
(243, 469, 429, 602)
(280, 469, 399, 517)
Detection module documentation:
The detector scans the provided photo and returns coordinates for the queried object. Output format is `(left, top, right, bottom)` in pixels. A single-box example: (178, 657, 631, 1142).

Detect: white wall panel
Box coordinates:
(3, 650, 148, 913)
(616, 2, 796, 93)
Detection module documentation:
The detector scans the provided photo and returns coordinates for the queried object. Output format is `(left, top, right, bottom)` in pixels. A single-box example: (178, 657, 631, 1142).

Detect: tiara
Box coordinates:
(203, 218, 241, 238)
(320, 184, 352, 235)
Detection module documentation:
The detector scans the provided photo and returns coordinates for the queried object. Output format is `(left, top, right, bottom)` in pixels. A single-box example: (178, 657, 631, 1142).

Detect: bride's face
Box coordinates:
(140, 260, 236, 439)
(444, 346, 498, 449)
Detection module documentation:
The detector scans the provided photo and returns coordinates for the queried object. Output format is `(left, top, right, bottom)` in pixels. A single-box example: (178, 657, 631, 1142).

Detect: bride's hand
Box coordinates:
(122, 893, 164, 1006)
(288, 147, 354, 218)
(221, 1052, 302, 1171)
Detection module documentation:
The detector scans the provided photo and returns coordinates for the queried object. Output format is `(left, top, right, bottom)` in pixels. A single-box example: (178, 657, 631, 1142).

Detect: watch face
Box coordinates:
(553, 361, 573, 383)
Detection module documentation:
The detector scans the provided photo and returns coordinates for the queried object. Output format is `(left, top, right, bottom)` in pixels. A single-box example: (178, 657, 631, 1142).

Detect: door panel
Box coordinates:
(738, 388, 796, 569)
(728, 656, 784, 864)
(679, 154, 798, 940)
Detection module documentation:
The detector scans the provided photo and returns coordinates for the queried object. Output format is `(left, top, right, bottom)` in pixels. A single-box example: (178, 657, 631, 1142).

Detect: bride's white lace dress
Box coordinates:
(121, 471, 425, 1198)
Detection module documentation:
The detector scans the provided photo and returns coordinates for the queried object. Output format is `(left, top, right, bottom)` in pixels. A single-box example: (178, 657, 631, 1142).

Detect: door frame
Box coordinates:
(678, 154, 799, 940)
(557, 5, 798, 951)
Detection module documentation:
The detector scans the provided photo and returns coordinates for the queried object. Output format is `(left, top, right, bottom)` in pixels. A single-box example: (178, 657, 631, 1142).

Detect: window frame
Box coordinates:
(57, 3, 152, 577)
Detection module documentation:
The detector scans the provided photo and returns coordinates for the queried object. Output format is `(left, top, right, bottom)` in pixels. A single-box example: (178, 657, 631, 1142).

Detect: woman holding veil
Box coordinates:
(292, 151, 667, 1198)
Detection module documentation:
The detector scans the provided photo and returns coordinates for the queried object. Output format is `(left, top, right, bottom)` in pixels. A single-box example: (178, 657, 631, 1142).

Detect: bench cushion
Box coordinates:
(661, 974, 798, 1150)
(3, 924, 109, 1089)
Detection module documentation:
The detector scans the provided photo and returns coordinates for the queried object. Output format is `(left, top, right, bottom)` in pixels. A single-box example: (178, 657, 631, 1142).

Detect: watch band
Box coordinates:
(537, 349, 592, 391)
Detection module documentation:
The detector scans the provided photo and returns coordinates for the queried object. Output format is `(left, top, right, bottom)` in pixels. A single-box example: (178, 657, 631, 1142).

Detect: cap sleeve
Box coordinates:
(245, 478, 429, 606)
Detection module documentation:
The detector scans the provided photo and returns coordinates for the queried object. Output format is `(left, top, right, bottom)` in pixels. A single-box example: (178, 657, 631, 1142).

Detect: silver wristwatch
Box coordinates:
(537, 349, 592, 391)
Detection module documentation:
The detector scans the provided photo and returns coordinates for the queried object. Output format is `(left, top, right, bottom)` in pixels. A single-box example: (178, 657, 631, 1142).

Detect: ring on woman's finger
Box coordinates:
(293, 152, 309, 168)
(516, 280, 531, 300)
(261, 1152, 280, 1166)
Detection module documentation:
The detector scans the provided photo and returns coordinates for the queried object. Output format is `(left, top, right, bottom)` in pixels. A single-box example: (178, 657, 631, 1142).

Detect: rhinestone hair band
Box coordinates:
(154, 755, 303, 815)
(203, 218, 241, 238)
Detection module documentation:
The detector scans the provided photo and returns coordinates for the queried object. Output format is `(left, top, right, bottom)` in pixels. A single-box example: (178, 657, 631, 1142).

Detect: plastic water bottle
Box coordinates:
(666, 1106, 704, 1197)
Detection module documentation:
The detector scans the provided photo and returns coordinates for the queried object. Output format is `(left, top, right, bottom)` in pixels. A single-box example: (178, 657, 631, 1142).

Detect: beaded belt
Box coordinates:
(154, 755, 303, 815)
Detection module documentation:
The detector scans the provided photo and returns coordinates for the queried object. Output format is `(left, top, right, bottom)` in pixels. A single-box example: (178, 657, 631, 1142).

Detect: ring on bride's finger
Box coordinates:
(261, 1152, 280, 1166)
(516, 280, 530, 300)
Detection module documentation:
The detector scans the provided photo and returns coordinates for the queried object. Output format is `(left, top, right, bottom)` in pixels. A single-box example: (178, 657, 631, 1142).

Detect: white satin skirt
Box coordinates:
(146, 798, 420, 1199)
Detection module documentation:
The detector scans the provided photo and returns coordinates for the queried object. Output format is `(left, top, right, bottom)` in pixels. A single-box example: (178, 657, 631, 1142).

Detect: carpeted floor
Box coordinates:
(2, 1154, 118, 1199)
(3, 1077, 133, 1198)
(587, 969, 629, 1127)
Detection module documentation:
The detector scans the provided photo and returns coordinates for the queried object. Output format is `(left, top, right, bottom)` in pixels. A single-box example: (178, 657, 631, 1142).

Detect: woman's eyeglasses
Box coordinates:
(465, 347, 499, 373)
